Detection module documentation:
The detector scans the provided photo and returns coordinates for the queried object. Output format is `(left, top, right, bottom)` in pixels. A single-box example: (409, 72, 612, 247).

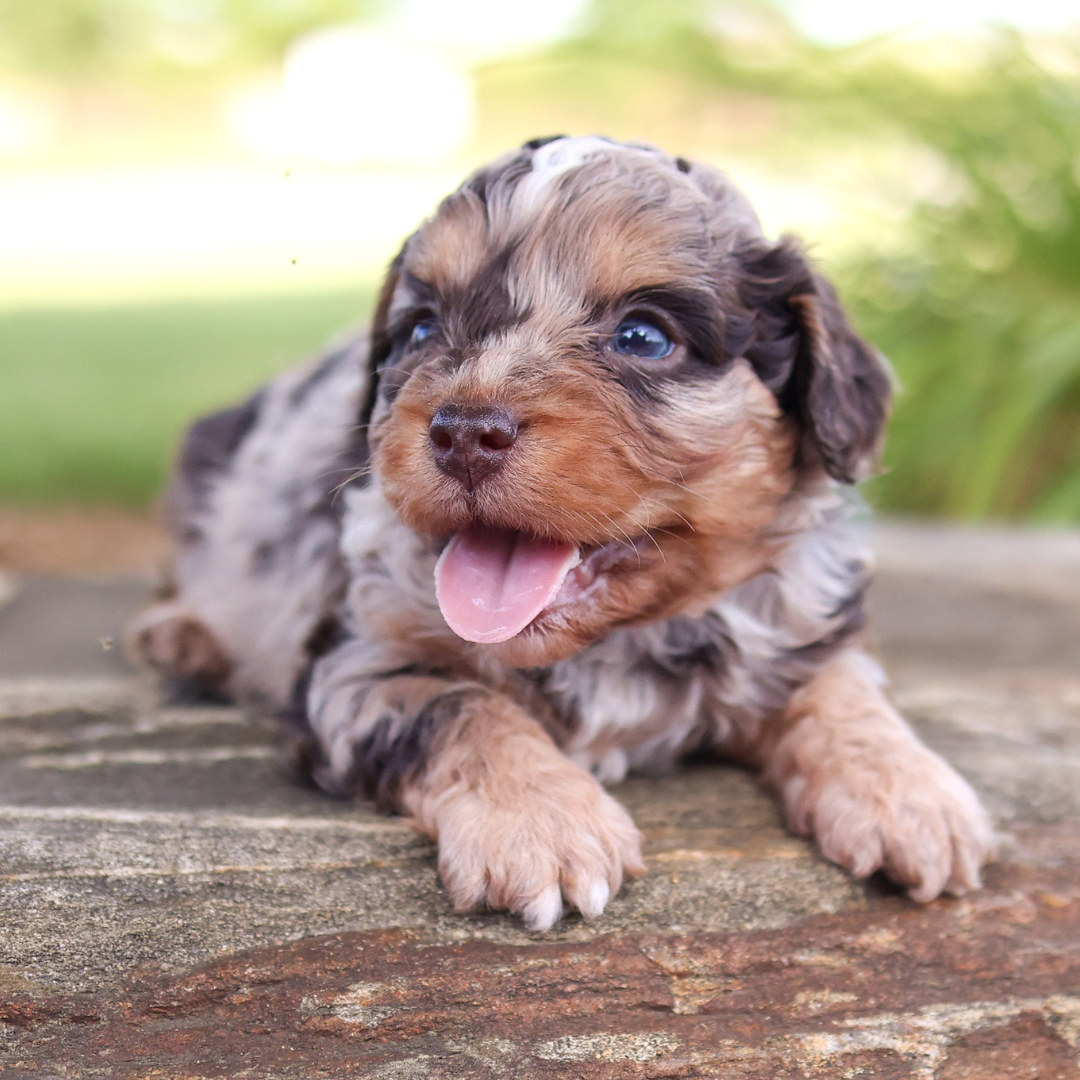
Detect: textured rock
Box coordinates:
(2, 852, 1078, 1077)
(0, 522, 1078, 1077)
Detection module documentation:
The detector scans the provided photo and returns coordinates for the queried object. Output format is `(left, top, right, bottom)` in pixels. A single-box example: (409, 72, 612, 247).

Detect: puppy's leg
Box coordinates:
(305, 646, 644, 930)
(758, 650, 994, 901)
(125, 600, 233, 693)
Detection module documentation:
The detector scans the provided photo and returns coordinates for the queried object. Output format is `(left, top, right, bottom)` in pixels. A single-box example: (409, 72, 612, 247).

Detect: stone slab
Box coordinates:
(0, 576, 148, 679)
(0, 694, 865, 991)
(3, 848, 1079, 1079)
(0, 524, 1078, 1077)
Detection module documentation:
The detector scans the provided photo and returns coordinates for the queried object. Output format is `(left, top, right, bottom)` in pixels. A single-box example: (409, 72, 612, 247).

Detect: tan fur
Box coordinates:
(400, 692, 645, 931)
(375, 363, 795, 666)
(760, 650, 996, 902)
(373, 176, 802, 666)
(408, 188, 490, 293)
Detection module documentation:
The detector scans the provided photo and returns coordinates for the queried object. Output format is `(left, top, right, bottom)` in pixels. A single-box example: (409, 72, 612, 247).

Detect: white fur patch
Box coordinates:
(513, 136, 656, 214)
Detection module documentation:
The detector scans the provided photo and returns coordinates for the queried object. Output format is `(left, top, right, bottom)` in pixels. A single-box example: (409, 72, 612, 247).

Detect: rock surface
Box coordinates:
(0, 523, 1078, 1078)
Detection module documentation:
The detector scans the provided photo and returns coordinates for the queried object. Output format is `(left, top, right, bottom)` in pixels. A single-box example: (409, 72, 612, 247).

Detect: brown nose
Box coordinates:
(429, 403, 518, 490)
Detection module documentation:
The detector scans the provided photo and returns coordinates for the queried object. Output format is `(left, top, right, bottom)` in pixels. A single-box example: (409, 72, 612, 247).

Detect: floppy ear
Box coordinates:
(359, 248, 405, 429)
(736, 237, 892, 484)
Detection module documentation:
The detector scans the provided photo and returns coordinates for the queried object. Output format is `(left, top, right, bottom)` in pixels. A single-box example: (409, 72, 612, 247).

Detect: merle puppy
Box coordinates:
(129, 136, 994, 931)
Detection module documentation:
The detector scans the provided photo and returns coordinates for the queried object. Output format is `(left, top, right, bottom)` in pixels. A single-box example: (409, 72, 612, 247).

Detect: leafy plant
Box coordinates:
(0, 0, 383, 82)
(834, 33, 1080, 520)
(551, 2, 1080, 521)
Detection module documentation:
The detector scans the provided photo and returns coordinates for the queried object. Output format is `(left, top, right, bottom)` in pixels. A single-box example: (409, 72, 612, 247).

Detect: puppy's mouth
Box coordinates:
(434, 523, 639, 644)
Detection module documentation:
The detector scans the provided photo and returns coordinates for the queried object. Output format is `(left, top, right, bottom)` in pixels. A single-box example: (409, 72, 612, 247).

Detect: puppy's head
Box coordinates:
(364, 136, 890, 666)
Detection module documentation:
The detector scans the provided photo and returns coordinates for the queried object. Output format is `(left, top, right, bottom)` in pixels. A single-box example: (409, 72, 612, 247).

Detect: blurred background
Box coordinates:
(1, 0, 1079, 531)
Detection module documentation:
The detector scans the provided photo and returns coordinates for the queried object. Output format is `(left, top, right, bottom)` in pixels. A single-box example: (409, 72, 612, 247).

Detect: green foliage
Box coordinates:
(557, 5, 1080, 522)
(0, 0, 382, 82)
(0, 289, 372, 505)
(806, 32, 1080, 520)
(4, 0, 1080, 521)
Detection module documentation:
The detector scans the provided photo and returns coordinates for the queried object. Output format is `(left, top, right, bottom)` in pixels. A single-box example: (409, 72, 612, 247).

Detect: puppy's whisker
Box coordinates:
(622, 486, 696, 543)
(663, 478, 708, 502)
(650, 525, 697, 551)
(329, 465, 374, 503)
(664, 506, 697, 533)
(323, 461, 371, 485)
(622, 489, 694, 538)
(638, 526, 667, 562)
(604, 428, 652, 447)
(577, 510, 615, 544)
(598, 511, 652, 569)
(576, 508, 627, 552)
(630, 492, 695, 544)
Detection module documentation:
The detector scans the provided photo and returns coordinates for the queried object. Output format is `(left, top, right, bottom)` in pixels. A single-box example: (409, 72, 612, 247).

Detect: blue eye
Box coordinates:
(409, 319, 436, 348)
(612, 318, 674, 360)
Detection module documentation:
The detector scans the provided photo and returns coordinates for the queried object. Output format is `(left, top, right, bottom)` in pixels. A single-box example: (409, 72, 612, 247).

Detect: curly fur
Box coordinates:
(129, 137, 993, 929)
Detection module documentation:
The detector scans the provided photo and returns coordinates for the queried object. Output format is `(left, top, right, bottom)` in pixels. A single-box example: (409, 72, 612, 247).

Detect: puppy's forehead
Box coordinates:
(391, 138, 758, 321)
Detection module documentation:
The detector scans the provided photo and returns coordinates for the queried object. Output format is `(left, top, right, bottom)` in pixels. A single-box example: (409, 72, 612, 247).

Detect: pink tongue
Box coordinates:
(435, 525, 579, 644)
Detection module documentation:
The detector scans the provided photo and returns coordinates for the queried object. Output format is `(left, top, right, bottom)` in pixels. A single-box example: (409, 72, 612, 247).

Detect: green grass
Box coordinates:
(0, 288, 374, 506)
(7, 17, 1080, 522)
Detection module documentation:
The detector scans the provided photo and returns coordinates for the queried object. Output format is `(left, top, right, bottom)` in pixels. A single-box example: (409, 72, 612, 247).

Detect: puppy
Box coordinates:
(129, 136, 994, 931)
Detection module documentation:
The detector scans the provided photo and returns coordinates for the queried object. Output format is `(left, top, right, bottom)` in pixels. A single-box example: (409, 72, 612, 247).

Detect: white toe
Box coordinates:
(522, 883, 563, 932)
(577, 879, 610, 921)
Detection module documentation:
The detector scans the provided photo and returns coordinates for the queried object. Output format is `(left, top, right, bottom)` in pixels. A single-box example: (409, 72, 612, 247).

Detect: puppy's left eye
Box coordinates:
(408, 319, 436, 348)
(612, 318, 674, 360)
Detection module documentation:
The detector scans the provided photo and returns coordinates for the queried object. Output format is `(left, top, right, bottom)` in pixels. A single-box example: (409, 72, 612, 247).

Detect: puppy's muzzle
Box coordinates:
(429, 403, 519, 491)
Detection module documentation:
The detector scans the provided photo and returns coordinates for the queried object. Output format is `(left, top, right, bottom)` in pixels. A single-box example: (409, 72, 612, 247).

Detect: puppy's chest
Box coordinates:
(338, 486, 863, 778)
(530, 614, 761, 777)
(340, 488, 718, 746)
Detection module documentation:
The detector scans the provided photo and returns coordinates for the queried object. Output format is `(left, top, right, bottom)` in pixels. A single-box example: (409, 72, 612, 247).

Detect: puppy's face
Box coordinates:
(366, 138, 888, 666)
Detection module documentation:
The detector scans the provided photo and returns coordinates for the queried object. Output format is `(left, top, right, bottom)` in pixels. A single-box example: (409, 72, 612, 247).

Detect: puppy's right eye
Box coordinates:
(612, 318, 674, 360)
(408, 319, 436, 349)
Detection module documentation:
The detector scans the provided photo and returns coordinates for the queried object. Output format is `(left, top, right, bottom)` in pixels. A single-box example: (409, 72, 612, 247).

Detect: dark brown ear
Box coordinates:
(359, 248, 405, 429)
(735, 237, 892, 483)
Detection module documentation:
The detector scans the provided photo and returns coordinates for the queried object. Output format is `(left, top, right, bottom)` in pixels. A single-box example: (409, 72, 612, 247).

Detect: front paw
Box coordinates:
(772, 728, 995, 903)
(425, 762, 644, 932)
